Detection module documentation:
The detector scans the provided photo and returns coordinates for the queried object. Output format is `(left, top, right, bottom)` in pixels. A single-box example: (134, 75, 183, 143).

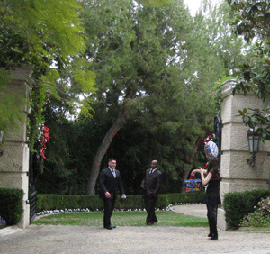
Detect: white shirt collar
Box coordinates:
(151, 168, 157, 173)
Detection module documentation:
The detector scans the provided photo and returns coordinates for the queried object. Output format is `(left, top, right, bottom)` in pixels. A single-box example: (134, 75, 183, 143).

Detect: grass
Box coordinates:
(32, 211, 208, 227)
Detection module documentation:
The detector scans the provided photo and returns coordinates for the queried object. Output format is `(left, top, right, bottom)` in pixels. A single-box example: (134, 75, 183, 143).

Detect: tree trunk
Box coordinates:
(181, 135, 203, 193)
(85, 109, 126, 195)
(189, 135, 202, 163)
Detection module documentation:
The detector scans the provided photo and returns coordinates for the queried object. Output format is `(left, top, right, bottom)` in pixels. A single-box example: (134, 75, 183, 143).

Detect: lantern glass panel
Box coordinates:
(247, 135, 254, 153)
(253, 136, 260, 153)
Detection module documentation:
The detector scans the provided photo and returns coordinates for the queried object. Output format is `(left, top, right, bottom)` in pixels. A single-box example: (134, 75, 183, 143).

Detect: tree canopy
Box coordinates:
(34, 0, 252, 195)
(0, 0, 95, 147)
(227, 0, 270, 141)
(80, 0, 230, 194)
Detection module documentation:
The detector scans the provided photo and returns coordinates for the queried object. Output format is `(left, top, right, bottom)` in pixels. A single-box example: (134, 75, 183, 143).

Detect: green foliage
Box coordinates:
(37, 194, 103, 212)
(82, 0, 225, 194)
(227, 0, 270, 42)
(37, 193, 205, 212)
(38, 1, 249, 195)
(1, 0, 85, 68)
(227, 0, 270, 140)
(195, 1, 248, 77)
(239, 196, 270, 228)
(237, 106, 270, 141)
(223, 189, 270, 227)
(166, 192, 205, 205)
(0, 69, 26, 134)
(0, 188, 23, 225)
(115, 195, 145, 210)
(0, 0, 96, 148)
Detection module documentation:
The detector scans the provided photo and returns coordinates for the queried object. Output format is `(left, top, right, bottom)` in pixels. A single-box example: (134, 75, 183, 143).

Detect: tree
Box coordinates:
(227, 0, 270, 141)
(0, 0, 95, 148)
(199, 1, 249, 76)
(81, 0, 225, 194)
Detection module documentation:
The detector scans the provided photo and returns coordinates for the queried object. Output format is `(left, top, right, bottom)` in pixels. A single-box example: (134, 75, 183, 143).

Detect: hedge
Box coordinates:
(223, 189, 270, 227)
(37, 192, 205, 212)
(0, 188, 23, 225)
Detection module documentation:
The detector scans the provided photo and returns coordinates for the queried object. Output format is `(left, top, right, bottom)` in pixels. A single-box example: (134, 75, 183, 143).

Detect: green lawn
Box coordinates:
(33, 211, 208, 227)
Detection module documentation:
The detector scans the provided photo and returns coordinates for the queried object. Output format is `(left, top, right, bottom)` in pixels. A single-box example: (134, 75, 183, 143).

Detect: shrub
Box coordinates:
(166, 192, 205, 205)
(79, 196, 103, 210)
(37, 192, 205, 212)
(0, 188, 23, 225)
(239, 196, 270, 227)
(223, 189, 270, 227)
(115, 195, 145, 210)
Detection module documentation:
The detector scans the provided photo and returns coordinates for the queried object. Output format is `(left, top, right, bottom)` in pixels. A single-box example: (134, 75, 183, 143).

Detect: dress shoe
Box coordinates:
(211, 234, 218, 240)
(147, 222, 153, 226)
(105, 226, 113, 230)
(111, 225, 116, 228)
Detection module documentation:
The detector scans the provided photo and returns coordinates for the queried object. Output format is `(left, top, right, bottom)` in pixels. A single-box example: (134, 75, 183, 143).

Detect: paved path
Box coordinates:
(1, 204, 270, 254)
(171, 204, 207, 218)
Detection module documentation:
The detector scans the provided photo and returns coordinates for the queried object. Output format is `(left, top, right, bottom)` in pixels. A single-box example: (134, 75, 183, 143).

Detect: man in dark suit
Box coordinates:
(100, 158, 126, 230)
(140, 160, 162, 225)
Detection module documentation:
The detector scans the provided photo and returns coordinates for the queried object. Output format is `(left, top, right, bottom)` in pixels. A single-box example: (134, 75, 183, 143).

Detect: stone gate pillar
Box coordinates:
(0, 66, 32, 228)
(217, 79, 270, 230)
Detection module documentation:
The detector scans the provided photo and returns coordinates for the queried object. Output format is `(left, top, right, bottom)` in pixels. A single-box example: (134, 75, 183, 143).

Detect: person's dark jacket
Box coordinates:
(140, 168, 162, 198)
(100, 168, 125, 199)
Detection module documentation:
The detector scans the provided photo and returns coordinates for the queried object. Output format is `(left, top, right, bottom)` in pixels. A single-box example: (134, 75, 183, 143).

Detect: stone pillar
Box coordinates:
(217, 79, 270, 230)
(0, 66, 32, 228)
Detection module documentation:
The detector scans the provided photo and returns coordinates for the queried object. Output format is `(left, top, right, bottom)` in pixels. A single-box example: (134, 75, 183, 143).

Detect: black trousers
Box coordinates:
(145, 195, 157, 223)
(207, 203, 218, 235)
(103, 196, 115, 228)
(207, 203, 218, 221)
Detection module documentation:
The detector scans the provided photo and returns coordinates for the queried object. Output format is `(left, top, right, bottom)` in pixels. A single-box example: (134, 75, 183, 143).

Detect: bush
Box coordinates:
(223, 189, 270, 227)
(115, 195, 145, 210)
(79, 196, 103, 211)
(240, 196, 270, 227)
(166, 192, 205, 205)
(0, 188, 23, 225)
(37, 192, 205, 212)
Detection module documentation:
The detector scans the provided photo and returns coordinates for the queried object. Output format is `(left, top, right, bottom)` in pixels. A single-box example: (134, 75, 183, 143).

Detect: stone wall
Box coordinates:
(218, 79, 270, 230)
(0, 66, 32, 228)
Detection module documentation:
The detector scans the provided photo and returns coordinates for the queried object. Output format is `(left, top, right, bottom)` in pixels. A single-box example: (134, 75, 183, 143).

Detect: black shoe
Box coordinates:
(211, 234, 218, 240)
(147, 222, 153, 226)
(208, 232, 212, 237)
(105, 226, 113, 230)
(111, 225, 116, 228)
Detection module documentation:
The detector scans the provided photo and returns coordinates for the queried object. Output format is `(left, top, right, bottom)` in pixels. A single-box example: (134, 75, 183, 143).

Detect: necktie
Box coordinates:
(112, 169, 116, 178)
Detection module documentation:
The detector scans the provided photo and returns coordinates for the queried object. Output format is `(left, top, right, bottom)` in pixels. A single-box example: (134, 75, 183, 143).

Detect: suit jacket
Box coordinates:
(100, 167, 125, 199)
(140, 168, 162, 198)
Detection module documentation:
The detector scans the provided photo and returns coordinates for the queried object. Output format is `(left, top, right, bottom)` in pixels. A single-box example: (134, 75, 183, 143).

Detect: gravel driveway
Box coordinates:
(1, 204, 270, 254)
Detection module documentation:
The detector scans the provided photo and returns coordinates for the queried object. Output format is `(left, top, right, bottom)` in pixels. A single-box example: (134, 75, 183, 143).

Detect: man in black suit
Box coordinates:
(100, 158, 126, 230)
(140, 160, 162, 225)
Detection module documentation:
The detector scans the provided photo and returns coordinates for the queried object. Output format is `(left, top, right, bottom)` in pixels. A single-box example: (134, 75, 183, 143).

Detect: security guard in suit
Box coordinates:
(140, 160, 162, 225)
(100, 158, 126, 230)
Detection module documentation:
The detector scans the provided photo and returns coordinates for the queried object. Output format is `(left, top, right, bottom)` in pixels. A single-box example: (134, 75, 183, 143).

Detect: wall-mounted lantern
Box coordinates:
(247, 127, 260, 167)
(0, 130, 4, 157)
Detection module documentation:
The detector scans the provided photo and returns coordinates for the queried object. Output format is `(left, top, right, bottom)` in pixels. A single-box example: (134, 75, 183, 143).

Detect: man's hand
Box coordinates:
(105, 192, 111, 198)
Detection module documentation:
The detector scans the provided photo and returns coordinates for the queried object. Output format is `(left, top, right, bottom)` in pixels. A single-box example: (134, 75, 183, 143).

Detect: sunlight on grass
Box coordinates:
(33, 211, 208, 227)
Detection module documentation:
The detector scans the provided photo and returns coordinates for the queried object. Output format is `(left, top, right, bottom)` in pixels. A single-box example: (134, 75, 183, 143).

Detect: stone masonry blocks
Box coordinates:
(220, 80, 270, 206)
